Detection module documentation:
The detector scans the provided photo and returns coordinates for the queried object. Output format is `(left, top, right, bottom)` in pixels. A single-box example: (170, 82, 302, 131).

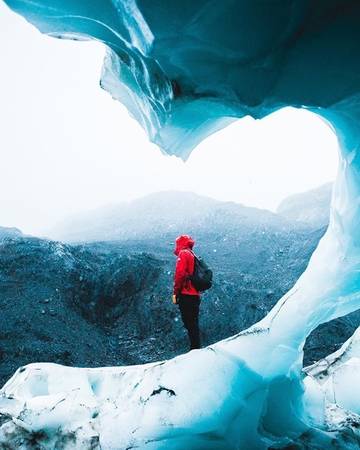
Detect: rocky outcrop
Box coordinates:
(277, 183, 333, 229)
(0, 218, 358, 389)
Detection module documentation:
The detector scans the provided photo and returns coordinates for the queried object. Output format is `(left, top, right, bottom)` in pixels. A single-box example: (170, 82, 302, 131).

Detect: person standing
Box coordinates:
(172, 235, 201, 350)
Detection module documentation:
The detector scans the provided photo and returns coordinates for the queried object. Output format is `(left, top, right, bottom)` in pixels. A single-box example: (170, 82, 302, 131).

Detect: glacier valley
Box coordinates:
(1, 1, 360, 448)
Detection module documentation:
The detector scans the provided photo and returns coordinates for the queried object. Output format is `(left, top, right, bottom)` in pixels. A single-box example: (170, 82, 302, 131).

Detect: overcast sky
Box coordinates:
(0, 2, 339, 236)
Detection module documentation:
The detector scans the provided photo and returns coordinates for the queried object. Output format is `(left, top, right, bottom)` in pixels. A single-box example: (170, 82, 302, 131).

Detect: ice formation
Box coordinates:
(1, 1, 360, 448)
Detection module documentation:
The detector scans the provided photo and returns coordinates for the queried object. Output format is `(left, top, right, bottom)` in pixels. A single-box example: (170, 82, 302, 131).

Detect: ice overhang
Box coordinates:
(4, 0, 360, 159)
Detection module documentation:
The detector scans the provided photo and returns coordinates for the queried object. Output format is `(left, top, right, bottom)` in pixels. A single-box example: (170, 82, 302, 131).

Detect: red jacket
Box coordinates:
(173, 235, 200, 297)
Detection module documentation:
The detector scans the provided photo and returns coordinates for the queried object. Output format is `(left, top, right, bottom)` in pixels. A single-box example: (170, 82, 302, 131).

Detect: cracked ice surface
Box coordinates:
(304, 328, 360, 419)
(1, 1, 360, 448)
(302, 328, 360, 446)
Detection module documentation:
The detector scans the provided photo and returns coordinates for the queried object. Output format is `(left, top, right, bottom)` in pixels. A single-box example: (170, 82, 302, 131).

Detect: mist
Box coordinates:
(0, 2, 338, 236)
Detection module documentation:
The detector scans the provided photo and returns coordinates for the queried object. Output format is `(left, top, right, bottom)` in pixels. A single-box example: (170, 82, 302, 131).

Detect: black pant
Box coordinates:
(178, 294, 201, 350)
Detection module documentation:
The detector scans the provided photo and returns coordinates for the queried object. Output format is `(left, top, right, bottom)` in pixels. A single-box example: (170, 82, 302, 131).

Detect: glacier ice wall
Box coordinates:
(1, 1, 360, 448)
(5, 0, 360, 159)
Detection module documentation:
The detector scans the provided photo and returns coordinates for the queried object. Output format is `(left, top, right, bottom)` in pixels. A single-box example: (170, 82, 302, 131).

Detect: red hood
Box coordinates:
(174, 235, 195, 256)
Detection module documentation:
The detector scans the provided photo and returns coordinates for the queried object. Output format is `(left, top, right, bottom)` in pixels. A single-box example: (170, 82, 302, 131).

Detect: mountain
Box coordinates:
(49, 191, 294, 242)
(1, 187, 357, 389)
(0, 226, 23, 240)
(277, 183, 332, 228)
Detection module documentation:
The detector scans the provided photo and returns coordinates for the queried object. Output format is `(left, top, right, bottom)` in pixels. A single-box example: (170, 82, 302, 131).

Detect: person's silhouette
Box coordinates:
(172, 235, 201, 350)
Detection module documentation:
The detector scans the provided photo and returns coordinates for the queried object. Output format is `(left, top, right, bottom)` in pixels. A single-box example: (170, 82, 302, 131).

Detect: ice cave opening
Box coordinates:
(1, 1, 360, 449)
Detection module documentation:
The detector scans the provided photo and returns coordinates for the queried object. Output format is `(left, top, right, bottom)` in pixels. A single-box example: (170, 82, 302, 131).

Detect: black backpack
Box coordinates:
(189, 253, 213, 292)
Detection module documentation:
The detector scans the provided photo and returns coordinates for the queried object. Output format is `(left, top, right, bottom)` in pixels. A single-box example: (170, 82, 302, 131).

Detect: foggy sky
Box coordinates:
(0, 2, 338, 235)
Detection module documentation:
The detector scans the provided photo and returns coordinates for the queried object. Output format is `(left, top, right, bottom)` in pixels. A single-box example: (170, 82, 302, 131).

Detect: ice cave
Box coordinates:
(1, 1, 360, 449)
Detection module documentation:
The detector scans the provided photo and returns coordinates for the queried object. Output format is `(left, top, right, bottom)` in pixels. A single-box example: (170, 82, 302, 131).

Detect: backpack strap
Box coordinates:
(189, 249, 198, 260)
(186, 249, 197, 277)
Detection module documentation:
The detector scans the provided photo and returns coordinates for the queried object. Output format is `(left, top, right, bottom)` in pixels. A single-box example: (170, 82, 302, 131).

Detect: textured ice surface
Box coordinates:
(302, 328, 360, 446)
(304, 327, 360, 420)
(1, 1, 360, 448)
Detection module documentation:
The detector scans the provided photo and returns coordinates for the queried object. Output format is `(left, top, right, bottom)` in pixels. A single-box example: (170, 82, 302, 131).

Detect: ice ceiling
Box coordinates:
(1, 1, 360, 449)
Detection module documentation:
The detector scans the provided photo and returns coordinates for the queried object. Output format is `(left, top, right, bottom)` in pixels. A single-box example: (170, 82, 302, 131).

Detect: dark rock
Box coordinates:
(0, 191, 356, 387)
